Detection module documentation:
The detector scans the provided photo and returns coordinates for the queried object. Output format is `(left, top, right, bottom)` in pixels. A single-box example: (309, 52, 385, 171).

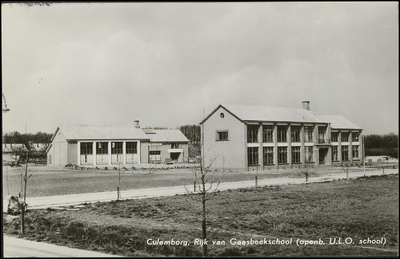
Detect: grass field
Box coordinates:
(3, 174, 398, 256)
(2, 164, 378, 198)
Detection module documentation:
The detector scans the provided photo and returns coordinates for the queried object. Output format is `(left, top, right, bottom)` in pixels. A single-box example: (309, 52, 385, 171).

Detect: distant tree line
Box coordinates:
(3, 131, 52, 145)
(364, 133, 398, 158)
(180, 125, 201, 158)
(179, 125, 201, 145)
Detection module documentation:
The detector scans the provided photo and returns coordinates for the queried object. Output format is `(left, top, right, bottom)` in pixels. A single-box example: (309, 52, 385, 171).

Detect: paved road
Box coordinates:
(3, 235, 121, 257)
(3, 168, 397, 211)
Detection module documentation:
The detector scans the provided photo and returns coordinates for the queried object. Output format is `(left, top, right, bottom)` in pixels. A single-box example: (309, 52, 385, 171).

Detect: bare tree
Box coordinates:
(184, 154, 224, 257)
(15, 152, 32, 236)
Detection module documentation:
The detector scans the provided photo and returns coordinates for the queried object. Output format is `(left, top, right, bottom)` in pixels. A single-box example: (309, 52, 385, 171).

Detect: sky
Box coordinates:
(2, 2, 398, 135)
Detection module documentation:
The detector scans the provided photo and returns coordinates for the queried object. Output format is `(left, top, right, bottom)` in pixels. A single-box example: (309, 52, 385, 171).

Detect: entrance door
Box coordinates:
(319, 148, 328, 164)
(170, 152, 180, 162)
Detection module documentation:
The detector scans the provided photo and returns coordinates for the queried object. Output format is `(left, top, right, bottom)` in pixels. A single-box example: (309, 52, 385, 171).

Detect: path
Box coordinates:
(3, 168, 397, 211)
(3, 235, 122, 257)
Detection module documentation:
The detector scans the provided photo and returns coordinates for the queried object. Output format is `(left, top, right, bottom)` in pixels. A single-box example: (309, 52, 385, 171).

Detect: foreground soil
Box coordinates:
(3, 174, 398, 256)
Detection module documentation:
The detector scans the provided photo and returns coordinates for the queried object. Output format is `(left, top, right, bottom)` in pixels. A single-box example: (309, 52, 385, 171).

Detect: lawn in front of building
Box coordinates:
(2, 164, 376, 198)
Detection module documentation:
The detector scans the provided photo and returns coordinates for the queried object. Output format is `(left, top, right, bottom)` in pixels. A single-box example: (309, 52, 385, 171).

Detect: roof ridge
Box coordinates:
(222, 103, 305, 109)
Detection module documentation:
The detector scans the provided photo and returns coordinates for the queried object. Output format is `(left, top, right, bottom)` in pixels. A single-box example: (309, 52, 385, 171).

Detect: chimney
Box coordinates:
(134, 120, 140, 128)
(302, 101, 310, 110)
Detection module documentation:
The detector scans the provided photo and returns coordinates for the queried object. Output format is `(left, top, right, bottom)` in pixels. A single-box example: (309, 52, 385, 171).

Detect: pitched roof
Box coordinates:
(146, 129, 189, 142)
(315, 115, 362, 130)
(201, 104, 362, 130)
(52, 126, 189, 142)
(56, 126, 150, 140)
(201, 104, 329, 124)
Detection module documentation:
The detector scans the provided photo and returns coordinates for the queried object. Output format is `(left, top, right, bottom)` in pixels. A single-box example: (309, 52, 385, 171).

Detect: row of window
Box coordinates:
(217, 128, 360, 143)
(80, 142, 183, 155)
(248, 146, 314, 166)
(81, 142, 138, 155)
(247, 125, 313, 143)
(332, 146, 359, 161)
(331, 132, 360, 142)
(247, 145, 360, 166)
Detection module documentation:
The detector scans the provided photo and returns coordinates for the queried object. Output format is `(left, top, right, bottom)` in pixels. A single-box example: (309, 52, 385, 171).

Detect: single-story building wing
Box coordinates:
(47, 124, 189, 167)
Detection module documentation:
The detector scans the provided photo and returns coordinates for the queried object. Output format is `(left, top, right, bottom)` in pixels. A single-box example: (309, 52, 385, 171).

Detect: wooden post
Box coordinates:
(20, 204, 25, 236)
(255, 165, 258, 186)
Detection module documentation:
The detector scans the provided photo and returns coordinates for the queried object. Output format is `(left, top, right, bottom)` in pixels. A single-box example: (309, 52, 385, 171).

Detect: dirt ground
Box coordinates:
(3, 174, 398, 257)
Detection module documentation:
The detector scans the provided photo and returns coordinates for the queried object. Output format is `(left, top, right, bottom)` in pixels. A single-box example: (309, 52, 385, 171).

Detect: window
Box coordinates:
(331, 132, 338, 142)
(341, 132, 349, 142)
(352, 132, 359, 142)
(126, 142, 137, 154)
(111, 142, 123, 154)
(126, 142, 138, 164)
(263, 125, 273, 143)
(291, 126, 301, 142)
(342, 145, 349, 161)
(149, 150, 161, 162)
(292, 146, 301, 163)
(248, 147, 259, 166)
(352, 145, 359, 159)
(111, 142, 123, 163)
(278, 147, 288, 164)
(305, 146, 313, 163)
(80, 142, 93, 164)
(81, 142, 93, 155)
(277, 126, 287, 143)
(263, 147, 274, 165)
(318, 126, 327, 143)
(97, 142, 108, 154)
(247, 125, 259, 143)
(216, 131, 229, 141)
(171, 143, 181, 148)
(332, 146, 339, 161)
(304, 126, 313, 142)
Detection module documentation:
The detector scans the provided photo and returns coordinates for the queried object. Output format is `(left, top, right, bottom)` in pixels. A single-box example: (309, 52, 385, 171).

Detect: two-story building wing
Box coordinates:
(200, 102, 363, 171)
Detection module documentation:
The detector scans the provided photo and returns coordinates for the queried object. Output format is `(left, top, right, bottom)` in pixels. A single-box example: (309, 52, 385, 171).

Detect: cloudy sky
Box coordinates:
(2, 2, 398, 135)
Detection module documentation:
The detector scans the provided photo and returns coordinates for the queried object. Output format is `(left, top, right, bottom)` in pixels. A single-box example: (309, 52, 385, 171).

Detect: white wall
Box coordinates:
(203, 106, 246, 169)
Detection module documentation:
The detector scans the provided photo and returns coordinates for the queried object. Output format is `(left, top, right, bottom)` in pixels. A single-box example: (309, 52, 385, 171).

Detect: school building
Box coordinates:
(47, 121, 189, 167)
(200, 102, 363, 171)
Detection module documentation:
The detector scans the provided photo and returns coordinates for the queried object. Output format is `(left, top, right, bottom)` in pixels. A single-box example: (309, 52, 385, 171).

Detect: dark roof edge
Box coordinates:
(200, 104, 243, 124)
(50, 127, 60, 143)
(330, 127, 363, 130)
(243, 120, 330, 124)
